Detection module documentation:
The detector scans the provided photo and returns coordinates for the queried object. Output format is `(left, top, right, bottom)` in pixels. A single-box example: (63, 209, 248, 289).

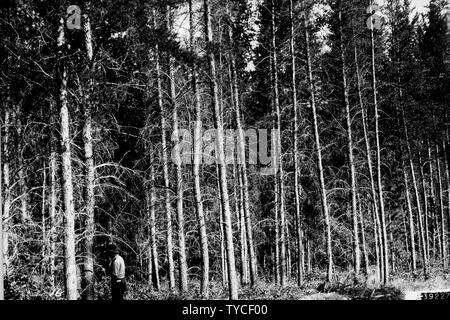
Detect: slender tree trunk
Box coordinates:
(204, 0, 238, 299)
(81, 6, 95, 300)
(147, 152, 160, 291)
(152, 8, 175, 292)
(401, 107, 427, 274)
(226, 1, 257, 287)
(57, 17, 77, 300)
(41, 160, 47, 274)
(303, 12, 333, 283)
(443, 140, 450, 260)
(189, 0, 209, 298)
(403, 213, 411, 271)
(435, 143, 447, 269)
(270, 0, 287, 287)
(16, 114, 29, 223)
(49, 101, 58, 289)
(166, 7, 188, 294)
(359, 201, 369, 274)
(289, 0, 304, 287)
(419, 153, 430, 262)
(0, 98, 3, 300)
(369, 0, 389, 284)
(339, 7, 360, 276)
(274, 171, 280, 284)
(2, 107, 10, 278)
(404, 167, 417, 273)
(373, 205, 381, 272)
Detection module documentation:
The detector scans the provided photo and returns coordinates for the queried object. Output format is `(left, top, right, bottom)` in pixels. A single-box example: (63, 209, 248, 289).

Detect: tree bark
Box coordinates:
(226, 1, 257, 287)
(204, 0, 238, 300)
(166, 7, 188, 294)
(435, 143, 447, 269)
(303, 12, 333, 283)
(289, 0, 304, 287)
(152, 8, 175, 292)
(0, 95, 3, 300)
(369, 0, 389, 284)
(57, 16, 78, 300)
(339, 6, 360, 276)
(403, 167, 417, 273)
(2, 106, 10, 279)
(271, 0, 287, 287)
(189, 0, 209, 298)
(81, 6, 95, 300)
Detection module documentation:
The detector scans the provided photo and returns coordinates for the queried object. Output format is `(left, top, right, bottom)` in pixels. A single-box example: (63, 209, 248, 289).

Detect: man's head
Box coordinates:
(106, 244, 119, 258)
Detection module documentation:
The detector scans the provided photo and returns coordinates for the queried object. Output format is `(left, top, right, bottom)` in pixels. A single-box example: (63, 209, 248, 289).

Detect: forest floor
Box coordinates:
(6, 270, 450, 300)
(119, 271, 450, 301)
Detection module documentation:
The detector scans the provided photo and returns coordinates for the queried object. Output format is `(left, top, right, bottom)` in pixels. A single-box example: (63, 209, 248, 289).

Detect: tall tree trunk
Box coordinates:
(152, 8, 175, 292)
(82, 6, 95, 300)
(57, 17, 78, 300)
(403, 167, 417, 273)
(289, 0, 304, 287)
(166, 7, 188, 294)
(271, 0, 287, 287)
(303, 12, 333, 283)
(147, 152, 160, 291)
(401, 107, 427, 275)
(2, 106, 10, 278)
(0, 97, 3, 300)
(435, 143, 447, 269)
(359, 201, 369, 274)
(16, 113, 29, 223)
(204, 0, 238, 300)
(189, 0, 209, 298)
(369, 0, 389, 284)
(339, 6, 360, 276)
(354, 39, 382, 277)
(49, 101, 58, 289)
(41, 160, 47, 274)
(226, 1, 257, 287)
(419, 153, 430, 262)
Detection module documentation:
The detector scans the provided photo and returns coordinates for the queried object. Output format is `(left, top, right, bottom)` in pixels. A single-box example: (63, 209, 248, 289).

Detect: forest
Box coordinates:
(0, 0, 449, 300)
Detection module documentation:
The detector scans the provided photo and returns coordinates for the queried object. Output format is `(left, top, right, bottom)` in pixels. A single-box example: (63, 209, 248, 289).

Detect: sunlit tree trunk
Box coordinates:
(147, 151, 160, 291)
(303, 12, 333, 283)
(49, 100, 58, 289)
(152, 8, 175, 292)
(81, 5, 95, 300)
(204, 0, 238, 299)
(0, 97, 3, 300)
(369, 0, 388, 284)
(435, 143, 447, 269)
(166, 6, 188, 294)
(57, 16, 77, 300)
(271, 0, 287, 286)
(2, 106, 10, 278)
(289, 0, 304, 287)
(226, 1, 257, 287)
(339, 7, 360, 276)
(189, 0, 209, 298)
(403, 167, 417, 273)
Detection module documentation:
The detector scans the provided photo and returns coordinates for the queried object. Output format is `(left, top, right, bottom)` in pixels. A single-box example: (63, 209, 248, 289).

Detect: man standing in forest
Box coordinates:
(107, 244, 126, 300)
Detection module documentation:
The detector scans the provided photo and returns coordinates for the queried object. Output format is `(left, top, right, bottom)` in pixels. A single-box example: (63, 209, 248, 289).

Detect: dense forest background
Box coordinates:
(0, 0, 449, 300)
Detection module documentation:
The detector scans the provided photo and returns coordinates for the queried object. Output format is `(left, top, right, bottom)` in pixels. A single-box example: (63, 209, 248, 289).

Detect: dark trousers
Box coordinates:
(111, 279, 126, 301)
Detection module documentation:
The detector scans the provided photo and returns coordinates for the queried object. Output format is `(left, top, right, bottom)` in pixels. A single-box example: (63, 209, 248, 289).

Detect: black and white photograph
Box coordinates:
(0, 0, 449, 306)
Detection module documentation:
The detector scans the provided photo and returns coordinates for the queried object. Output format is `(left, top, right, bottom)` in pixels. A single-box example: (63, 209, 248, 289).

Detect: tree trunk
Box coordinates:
(189, 0, 209, 298)
(49, 101, 58, 289)
(152, 8, 175, 292)
(226, 1, 257, 287)
(403, 167, 417, 273)
(2, 107, 10, 278)
(147, 152, 160, 291)
(435, 143, 447, 269)
(303, 12, 333, 283)
(289, 0, 304, 287)
(57, 17, 78, 300)
(271, 0, 287, 287)
(166, 7, 188, 294)
(82, 6, 95, 300)
(369, 0, 389, 284)
(359, 201, 369, 274)
(339, 7, 360, 276)
(0, 98, 3, 300)
(419, 153, 430, 262)
(401, 107, 427, 275)
(204, 0, 238, 299)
